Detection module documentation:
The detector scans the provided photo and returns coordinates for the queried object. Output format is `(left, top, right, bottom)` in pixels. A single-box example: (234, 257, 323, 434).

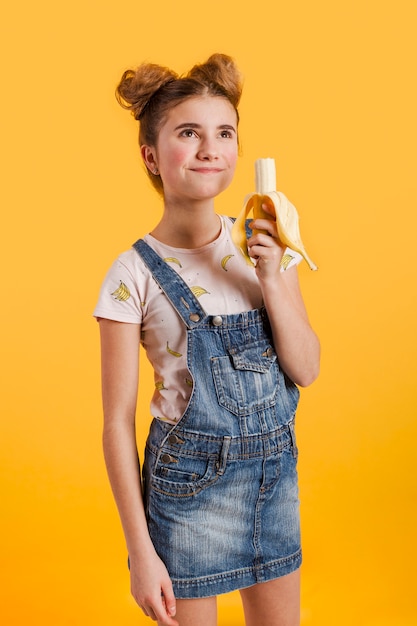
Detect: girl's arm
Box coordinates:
(99, 319, 178, 626)
(247, 210, 320, 387)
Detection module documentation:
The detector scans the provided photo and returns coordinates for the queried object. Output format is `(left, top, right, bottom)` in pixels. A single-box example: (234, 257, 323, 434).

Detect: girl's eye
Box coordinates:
(219, 130, 233, 139)
(180, 129, 198, 138)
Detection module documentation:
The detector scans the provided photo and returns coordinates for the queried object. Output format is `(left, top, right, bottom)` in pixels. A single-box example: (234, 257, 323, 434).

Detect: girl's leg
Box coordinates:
(159, 596, 217, 626)
(239, 569, 300, 626)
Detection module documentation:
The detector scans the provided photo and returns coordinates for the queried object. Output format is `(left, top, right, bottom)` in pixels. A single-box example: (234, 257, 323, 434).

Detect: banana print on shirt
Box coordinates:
(190, 286, 209, 298)
(280, 253, 295, 271)
(111, 281, 131, 301)
(221, 254, 234, 271)
(164, 257, 182, 268)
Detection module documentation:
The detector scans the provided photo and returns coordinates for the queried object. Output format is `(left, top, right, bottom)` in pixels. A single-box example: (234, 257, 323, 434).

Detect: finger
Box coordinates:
(249, 242, 284, 267)
(261, 201, 276, 218)
(162, 586, 177, 618)
(248, 238, 277, 257)
(153, 594, 179, 626)
(249, 219, 277, 239)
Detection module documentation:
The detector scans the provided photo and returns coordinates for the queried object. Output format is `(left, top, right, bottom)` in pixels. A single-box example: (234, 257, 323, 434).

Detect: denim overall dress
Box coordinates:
(133, 238, 302, 599)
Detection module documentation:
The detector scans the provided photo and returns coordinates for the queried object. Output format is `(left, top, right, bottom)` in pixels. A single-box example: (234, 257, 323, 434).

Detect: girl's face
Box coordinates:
(144, 96, 238, 204)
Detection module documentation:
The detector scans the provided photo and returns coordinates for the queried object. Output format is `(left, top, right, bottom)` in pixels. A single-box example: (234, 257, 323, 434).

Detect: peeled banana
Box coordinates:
(231, 158, 317, 271)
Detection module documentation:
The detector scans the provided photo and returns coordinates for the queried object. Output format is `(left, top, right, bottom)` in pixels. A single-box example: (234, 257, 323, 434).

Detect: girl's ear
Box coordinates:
(141, 145, 159, 175)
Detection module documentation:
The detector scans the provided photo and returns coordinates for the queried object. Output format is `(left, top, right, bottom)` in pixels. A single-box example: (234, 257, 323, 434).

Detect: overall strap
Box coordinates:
(228, 216, 253, 240)
(132, 238, 207, 329)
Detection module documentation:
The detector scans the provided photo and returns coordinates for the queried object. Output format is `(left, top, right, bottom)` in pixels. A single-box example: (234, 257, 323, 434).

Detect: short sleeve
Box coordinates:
(93, 255, 143, 323)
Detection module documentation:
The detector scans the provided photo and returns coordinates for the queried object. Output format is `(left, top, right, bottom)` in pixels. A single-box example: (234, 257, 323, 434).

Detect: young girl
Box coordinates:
(94, 53, 320, 626)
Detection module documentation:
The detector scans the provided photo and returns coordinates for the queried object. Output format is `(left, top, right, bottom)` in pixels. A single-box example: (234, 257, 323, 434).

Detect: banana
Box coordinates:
(164, 257, 182, 268)
(191, 286, 209, 298)
(111, 281, 131, 301)
(231, 158, 317, 271)
(166, 342, 182, 358)
(280, 253, 295, 271)
(221, 254, 234, 271)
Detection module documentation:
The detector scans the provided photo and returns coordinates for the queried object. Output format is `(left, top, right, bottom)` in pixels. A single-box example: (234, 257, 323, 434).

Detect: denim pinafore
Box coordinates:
(133, 238, 302, 599)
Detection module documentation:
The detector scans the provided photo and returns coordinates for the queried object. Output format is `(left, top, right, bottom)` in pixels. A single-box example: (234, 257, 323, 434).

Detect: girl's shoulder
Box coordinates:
(93, 246, 154, 323)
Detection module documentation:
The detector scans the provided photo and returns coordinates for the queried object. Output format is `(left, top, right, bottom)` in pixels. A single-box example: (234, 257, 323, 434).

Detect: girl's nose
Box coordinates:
(197, 138, 218, 160)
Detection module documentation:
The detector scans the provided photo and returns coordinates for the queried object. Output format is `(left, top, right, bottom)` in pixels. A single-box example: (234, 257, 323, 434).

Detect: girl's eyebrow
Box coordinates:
(174, 122, 237, 133)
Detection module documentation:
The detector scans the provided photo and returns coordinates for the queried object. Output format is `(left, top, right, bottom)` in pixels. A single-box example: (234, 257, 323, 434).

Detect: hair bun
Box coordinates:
(116, 63, 178, 119)
(187, 53, 242, 108)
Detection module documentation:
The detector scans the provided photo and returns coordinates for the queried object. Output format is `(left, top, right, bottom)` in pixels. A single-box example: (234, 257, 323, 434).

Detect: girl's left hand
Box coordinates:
(247, 203, 284, 279)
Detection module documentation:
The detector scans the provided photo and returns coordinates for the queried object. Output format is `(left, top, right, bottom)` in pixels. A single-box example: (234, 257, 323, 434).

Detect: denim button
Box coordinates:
(161, 453, 176, 464)
(212, 316, 223, 326)
(168, 434, 183, 445)
(189, 313, 200, 322)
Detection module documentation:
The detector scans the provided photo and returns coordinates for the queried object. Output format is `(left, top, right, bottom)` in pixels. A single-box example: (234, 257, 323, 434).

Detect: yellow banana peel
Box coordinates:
(231, 158, 317, 271)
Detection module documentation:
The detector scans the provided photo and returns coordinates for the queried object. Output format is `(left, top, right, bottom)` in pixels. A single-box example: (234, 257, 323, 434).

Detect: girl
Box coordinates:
(94, 53, 320, 626)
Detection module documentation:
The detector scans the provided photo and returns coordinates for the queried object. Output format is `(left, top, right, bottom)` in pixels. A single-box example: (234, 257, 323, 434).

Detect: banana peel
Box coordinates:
(232, 158, 317, 271)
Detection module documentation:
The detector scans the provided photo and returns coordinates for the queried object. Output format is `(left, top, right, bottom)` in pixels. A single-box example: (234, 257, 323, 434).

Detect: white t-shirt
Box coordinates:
(94, 216, 302, 424)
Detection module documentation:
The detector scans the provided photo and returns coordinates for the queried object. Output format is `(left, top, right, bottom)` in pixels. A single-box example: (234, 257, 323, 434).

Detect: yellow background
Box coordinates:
(1, 1, 416, 624)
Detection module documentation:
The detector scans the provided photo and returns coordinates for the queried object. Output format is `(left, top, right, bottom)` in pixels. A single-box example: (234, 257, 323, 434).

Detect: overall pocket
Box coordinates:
(151, 455, 219, 497)
(148, 435, 231, 498)
(211, 339, 279, 416)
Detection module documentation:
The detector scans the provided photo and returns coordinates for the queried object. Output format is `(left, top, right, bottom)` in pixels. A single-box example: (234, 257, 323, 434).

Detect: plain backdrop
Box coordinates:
(1, 1, 416, 624)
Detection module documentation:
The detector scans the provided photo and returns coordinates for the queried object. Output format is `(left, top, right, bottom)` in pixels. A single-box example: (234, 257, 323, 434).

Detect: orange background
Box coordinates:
(1, 1, 416, 625)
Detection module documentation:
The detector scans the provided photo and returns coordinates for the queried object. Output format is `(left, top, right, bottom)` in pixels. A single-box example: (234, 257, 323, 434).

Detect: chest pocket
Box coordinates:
(211, 340, 279, 416)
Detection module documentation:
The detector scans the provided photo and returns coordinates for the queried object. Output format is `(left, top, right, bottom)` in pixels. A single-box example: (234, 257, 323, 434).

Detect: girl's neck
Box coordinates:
(150, 199, 221, 249)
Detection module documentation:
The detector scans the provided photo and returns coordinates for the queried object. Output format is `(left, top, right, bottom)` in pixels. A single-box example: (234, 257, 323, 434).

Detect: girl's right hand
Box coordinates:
(129, 552, 178, 626)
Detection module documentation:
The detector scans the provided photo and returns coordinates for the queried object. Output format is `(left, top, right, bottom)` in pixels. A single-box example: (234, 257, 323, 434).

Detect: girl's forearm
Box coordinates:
(260, 274, 320, 387)
(102, 420, 155, 559)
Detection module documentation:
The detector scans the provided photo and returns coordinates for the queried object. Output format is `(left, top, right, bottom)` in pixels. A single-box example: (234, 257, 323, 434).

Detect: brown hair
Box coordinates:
(115, 53, 243, 193)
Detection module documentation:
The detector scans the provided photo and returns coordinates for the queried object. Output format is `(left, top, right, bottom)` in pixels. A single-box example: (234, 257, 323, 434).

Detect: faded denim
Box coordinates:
(134, 239, 301, 599)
